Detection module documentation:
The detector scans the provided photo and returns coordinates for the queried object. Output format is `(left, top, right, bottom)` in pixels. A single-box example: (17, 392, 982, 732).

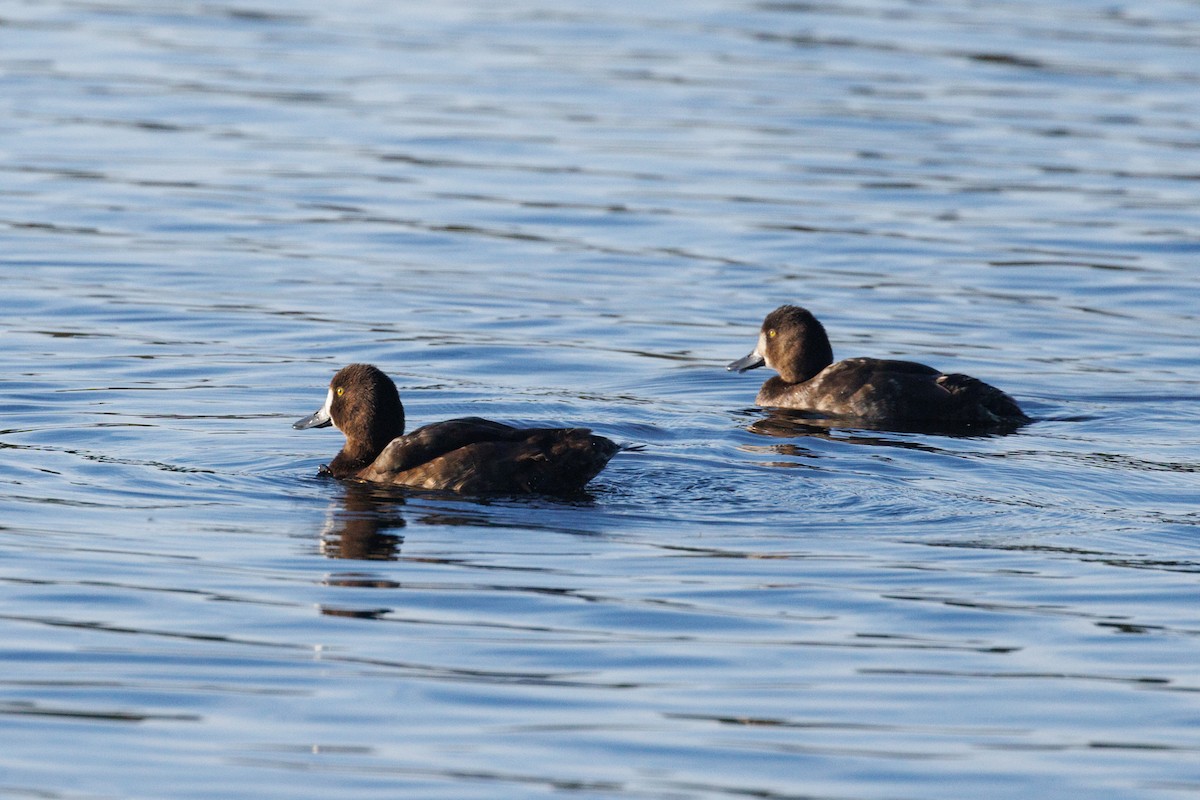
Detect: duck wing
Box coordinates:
(358, 419, 620, 493)
(771, 358, 940, 414)
(358, 417, 522, 480)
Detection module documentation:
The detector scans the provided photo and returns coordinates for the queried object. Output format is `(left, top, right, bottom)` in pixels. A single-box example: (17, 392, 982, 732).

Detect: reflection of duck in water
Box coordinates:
(319, 481, 406, 561)
(729, 305, 1029, 431)
(744, 410, 960, 459)
(295, 364, 622, 494)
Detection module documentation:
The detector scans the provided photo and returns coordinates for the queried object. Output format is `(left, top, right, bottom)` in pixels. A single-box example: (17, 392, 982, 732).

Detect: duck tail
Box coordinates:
(937, 373, 1030, 425)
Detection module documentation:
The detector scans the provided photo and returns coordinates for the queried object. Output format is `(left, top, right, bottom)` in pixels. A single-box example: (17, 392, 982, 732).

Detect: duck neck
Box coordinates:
(328, 441, 378, 478)
(780, 338, 833, 384)
(329, 413, 405, 479)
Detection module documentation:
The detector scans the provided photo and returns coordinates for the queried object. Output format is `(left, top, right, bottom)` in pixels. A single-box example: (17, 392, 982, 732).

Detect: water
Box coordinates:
(2, 0, 1199, 797)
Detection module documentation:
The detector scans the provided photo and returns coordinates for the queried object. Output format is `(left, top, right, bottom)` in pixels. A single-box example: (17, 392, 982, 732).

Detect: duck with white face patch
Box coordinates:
(729, 305, 1029, 431)
(294, 364, 624, 494)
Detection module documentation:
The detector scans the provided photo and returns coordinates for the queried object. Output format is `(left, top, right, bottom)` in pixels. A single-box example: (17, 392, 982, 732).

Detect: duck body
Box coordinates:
(295, 364, 620, 494)
(728, 305, 1029, 429)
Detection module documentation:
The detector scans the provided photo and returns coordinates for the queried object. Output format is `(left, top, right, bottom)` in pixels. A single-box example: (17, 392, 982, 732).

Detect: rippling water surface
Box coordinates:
(2, 1, 1199, 798)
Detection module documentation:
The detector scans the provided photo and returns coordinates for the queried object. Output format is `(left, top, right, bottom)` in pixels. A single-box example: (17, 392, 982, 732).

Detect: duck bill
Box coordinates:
(293, 389, 334, 429)
(727, 351, 766, 373)
(293, 409, 332, 429)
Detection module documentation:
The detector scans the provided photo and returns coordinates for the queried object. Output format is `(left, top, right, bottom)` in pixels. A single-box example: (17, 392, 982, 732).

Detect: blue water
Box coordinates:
(2, 1, 1199, 798)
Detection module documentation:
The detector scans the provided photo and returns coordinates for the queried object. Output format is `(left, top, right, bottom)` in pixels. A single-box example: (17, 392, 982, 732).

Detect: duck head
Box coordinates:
(295, 363, 406, 473)
(727, 305, 835, 384)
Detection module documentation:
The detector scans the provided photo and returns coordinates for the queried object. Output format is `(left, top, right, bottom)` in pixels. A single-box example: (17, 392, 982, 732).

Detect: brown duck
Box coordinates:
(728, 305, 1029, 429)
(294, 364, 621, 494)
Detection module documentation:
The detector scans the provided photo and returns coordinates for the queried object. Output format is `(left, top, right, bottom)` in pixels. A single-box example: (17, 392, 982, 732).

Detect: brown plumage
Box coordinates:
(728, 305, 1029, 430)
(294, 364, 621, 494)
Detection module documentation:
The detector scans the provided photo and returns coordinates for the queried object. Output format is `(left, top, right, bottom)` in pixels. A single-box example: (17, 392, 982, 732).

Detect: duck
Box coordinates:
(727, 305, 1029, 429)
(294, 363, 622, 494)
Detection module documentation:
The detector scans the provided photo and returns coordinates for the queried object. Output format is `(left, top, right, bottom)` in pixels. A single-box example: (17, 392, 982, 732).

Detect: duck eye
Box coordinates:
(767, 329, 777, 339)
(336, 386, 344, 397)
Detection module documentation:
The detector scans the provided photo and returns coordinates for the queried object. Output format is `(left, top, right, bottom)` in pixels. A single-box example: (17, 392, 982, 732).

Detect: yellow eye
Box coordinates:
(336, 386, 344, 396)
(767, 329, 777, 338)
